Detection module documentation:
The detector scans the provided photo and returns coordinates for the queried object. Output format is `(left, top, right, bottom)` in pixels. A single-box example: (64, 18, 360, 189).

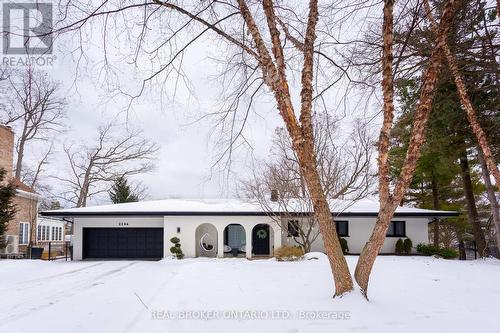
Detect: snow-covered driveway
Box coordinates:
(1, 255, 499, 333)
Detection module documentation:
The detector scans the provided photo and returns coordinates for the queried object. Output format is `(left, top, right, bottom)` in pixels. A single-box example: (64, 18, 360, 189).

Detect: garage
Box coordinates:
(82, 228, 164, 259)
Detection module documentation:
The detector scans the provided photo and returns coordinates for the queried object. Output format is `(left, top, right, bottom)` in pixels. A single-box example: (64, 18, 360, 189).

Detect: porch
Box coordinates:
(163, 215, 282, 259)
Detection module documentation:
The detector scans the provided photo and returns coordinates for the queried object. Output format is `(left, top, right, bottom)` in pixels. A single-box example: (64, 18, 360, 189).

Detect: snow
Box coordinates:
(42, 197, 456, 216)
(1, 256, 498, 333)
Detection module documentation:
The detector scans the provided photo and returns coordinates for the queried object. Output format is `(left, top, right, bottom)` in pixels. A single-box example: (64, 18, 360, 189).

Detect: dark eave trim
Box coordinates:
(40, 210, 459, 218)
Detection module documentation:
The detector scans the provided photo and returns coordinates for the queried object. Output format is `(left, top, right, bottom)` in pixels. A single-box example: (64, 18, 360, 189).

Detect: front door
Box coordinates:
(252, 224, 270, 255)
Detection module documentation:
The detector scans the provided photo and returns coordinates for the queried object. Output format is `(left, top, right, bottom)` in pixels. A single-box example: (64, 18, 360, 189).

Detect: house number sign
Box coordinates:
(118, 222, 129, 226)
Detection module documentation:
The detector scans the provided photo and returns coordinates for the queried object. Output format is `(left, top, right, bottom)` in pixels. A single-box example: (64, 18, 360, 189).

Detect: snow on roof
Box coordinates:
(40, 198, 458, 217)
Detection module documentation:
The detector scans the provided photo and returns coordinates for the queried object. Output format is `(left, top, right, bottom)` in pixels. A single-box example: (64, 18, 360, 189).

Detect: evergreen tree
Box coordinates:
(109, 176, 139, 204)
(387, 0, 498, 254)
(0, 168, 17, 248)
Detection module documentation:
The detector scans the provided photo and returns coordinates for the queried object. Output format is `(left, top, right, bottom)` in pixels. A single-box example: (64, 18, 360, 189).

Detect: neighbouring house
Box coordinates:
(0, 124, 40, 257)
(40, 198, 457, 260)
(36, 216, 68, 258)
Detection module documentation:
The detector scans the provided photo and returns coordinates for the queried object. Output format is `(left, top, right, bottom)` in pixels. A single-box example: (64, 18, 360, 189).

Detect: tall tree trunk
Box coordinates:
(478, 149, 500, 257)
(497, 0, 500, 23)
(459, 151, 487, 257)
(236, 0, 353, 296)
(15, 137, 25, 179)
(293, 137, 353, 295)
(431, 174, 440, 247)
(424, 0, 500, 190)
(354, 0, 458, 297)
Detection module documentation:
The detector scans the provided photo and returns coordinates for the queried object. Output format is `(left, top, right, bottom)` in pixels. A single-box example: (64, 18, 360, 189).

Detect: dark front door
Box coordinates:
(252, 224, 270, 255)
(83, 228, 163, 259)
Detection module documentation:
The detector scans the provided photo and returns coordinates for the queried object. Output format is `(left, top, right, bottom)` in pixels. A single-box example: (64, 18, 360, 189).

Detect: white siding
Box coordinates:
(71, 214, 429, 259)
(281, 217, 429, 254)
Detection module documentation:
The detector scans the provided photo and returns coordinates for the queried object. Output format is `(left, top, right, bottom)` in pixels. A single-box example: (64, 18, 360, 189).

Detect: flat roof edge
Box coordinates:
(40, 211, 459, 218)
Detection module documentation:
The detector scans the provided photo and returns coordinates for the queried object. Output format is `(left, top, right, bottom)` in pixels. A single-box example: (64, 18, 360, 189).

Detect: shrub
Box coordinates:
(403, 238, 413, 254)
(339, 238, 349, 254)
(170, 237, 184, 259)
(416, 243, 439, 256)
(437, 248, 459, 259)
(275, 246, 304, 261)
(416, 243, 458, 259)
(395, 238, 404, 255)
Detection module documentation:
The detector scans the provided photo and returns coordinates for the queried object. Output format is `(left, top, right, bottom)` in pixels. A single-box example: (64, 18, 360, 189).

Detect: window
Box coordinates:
(41, 225, 48, 241)
(51, 226, 56, 240)
(37, 225, 42, 241)
(387, 221, 406, 237)
(335, 221, 349, 237)
(58, 227, 62, 241)
(19, 223, 29, 245)
(287, 220, 299, 237)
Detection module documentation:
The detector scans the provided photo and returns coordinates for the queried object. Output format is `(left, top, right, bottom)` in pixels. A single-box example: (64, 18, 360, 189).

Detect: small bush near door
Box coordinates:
(170, 237, 184, 259)
(403, 238, 413, 254)
(275, 246, 304, 261)
(395, 238, 405, 255)
(339, 237, 349, 254)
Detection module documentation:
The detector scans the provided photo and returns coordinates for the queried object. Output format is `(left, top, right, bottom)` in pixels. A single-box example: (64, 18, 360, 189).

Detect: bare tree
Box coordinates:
(21, 143, 53, 191)
(54, 124, 159, 207)
(241, 116, 374, 252)
(49, 0, 471, 298)
(354, 0, 459, 297)
(53, 0, 366, 295)
(1, 68, 65, 180)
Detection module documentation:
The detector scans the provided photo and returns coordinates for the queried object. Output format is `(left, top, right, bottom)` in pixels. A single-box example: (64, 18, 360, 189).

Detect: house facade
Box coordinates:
(41, 198, 457, 260)
(0, 125, 40, 256)
(36, 217, 68, 258)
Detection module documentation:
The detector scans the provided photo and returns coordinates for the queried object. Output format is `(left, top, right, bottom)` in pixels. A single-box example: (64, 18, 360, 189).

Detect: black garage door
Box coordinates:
(83, 228, 164, 259)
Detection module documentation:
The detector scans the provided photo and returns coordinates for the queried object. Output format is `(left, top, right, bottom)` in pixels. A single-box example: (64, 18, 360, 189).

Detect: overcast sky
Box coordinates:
(2, 0, 381, 207)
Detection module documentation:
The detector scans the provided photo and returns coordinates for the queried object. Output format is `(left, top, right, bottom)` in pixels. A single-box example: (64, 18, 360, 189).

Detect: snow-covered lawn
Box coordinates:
(1, 254, 499, 333)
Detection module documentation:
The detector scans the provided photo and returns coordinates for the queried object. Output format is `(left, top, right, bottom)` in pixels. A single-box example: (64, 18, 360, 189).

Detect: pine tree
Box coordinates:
(0, 168, 17, 248)
(109, 176, 139, 204)
(386, 1, 499, 255)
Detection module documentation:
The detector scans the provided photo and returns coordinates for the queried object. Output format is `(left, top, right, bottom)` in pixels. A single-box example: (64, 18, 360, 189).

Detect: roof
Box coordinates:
(40, 198, 458, 218)
(12, 178, 35, 193)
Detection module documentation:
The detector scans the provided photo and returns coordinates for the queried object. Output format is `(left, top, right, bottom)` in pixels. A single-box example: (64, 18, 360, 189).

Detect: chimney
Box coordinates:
(0, 124, 14, 179)
(270, 189, 279, 202)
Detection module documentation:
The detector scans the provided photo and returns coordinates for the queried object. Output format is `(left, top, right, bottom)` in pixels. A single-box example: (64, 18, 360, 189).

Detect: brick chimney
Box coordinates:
(0, 124, 14, 179)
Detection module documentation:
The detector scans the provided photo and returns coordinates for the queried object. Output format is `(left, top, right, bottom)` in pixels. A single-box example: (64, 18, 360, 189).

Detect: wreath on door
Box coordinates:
(256, 229, 267, 239)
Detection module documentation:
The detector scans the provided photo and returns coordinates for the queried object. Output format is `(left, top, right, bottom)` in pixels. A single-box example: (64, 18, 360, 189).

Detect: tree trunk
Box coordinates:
(431, 175, 440, 247)
(497, 0, 500, 24)
(424, 0, 500, 190)
(236, 0, 353, 296)
(478, 149, 500, 257)
(354, 0, 458, 296)
(459, 151, 487, 257)
(294, 138, 353, 296)
(15, 130, 27, 179)
(354, 0, 458, 297)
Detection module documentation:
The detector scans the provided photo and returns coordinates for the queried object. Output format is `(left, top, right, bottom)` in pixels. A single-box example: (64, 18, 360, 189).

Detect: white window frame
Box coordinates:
(19, 222, 30, 245)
